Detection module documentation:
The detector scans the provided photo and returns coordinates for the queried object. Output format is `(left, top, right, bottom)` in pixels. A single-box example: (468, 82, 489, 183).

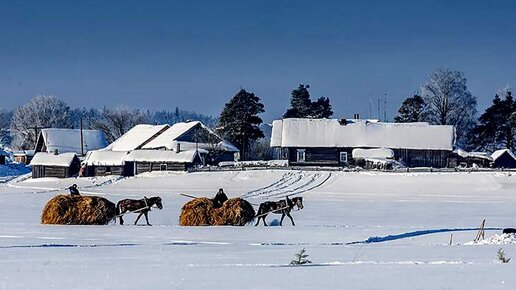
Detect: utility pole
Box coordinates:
(377, 99, 381, 121)
(384, 93, 388, 122)
(80, 117, 84, 156)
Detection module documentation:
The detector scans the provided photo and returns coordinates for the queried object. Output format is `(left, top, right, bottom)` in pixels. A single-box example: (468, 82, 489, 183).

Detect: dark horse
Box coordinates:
(116, 196, 163, 226)
(255, 196, 303, 226)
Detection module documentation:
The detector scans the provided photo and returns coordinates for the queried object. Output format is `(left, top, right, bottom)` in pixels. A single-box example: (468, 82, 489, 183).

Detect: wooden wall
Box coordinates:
(135, 162, 188, 175)
(0, 155, 5, 165)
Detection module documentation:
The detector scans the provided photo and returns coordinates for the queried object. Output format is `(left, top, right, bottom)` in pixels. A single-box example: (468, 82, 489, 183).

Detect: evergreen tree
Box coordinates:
(283, 84, 333, 118)
(216, 89, 265, 160)
(394, 94, 427, 123)
(471, 91, 516, 151)
(311, 97, 333, 118)
(284, 84, 312, 118)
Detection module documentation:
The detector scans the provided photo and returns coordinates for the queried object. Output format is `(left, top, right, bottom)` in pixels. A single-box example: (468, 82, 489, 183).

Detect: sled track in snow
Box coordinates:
(241, 171, 332, 200)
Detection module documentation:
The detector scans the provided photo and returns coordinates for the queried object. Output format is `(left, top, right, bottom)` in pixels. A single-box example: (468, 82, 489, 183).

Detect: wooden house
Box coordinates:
(13, 150, 34, 165)
(82, 150, 130, 177)
(491, 149, 516, 169)
(35, 128, 108, 156)
(141, 121, 239, 164)
(123, 149, 203, 174)
(270, 118, 455, 168)
(30, 152, 80, 178)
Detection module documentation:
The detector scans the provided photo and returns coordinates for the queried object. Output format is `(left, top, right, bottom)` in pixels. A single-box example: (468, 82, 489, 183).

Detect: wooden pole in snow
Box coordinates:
(80, 117, 84, 156)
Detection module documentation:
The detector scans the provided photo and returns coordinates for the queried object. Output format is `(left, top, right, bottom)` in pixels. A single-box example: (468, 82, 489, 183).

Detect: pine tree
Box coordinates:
(471, 91, 516, 151)
(284, 84, 333, 118)
(216, 89, 265, 160)
(311, 97, 333, 118)
(290, 248, 312, 265)
(394, 94, 427, 123)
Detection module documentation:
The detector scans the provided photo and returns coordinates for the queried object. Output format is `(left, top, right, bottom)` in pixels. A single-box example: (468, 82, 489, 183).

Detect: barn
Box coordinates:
(448, 149, 493, 168)
(82, 150, 130, 177)
(30, 152, 80, 178)
(141, 121, 239, 164)
(123, 149, 203, 174)
(491, 149, 516, 169)
(270, 118, 455, 168)
(35, 128, 108, 155)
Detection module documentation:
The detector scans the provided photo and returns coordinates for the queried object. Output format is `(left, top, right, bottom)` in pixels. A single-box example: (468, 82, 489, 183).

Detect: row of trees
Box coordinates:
(394, 68, 514, 151)
(1, 96, 216, 149)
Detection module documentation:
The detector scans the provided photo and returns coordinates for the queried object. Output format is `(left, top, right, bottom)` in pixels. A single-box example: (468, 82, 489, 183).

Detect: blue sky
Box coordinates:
(1, 0, 515, 122)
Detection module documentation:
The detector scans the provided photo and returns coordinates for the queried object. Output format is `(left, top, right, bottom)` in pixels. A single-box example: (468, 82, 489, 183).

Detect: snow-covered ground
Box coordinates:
(1, 170, 515, 289)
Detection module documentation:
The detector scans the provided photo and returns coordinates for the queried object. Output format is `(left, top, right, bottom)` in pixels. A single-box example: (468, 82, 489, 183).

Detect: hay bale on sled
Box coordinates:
(41, 194, 116, 225)
(179, 197, 255, 226)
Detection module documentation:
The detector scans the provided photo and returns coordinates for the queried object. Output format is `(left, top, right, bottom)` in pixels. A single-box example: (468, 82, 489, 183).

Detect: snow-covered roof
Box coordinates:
(271, 119, 455, 150)
(455, 149, 492, 161)
(30, 152, 77, 166)
(13, 150, 35, 157)
(142, 121, 239, 152)
(37, 128, 107, 154)
(491, 149, 516, 161)
(123, 149, 202, 163)
(352, 148, 394, 159)
(104, 124, 169, 152)
(83, 150, 129, 166)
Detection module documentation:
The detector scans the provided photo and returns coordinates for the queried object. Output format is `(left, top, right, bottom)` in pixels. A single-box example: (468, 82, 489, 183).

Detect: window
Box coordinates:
(296, 149, 306, 162)
(339, 152, 348, 163)
(160, 164, 167, 171)
(105, 166, 111, 173)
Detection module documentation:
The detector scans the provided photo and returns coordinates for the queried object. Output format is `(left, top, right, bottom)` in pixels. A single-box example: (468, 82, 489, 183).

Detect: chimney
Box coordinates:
(353, 113, 360, 119)
(176, 143, 181, 153)
(53, 149, 59, 155)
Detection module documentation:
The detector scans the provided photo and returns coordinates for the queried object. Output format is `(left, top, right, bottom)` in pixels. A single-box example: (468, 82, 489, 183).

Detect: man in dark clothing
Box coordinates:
(213, 188, 228, 208)
(68, 184, 81, 197)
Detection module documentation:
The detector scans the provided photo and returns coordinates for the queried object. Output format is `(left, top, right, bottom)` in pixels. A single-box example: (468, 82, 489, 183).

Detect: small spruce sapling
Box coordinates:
(497, 248, 511, 263)
(290, 248, 312, 265)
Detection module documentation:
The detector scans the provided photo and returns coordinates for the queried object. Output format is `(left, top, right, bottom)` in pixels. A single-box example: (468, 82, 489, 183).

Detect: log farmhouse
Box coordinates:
(83, 121, 238, 176)
(270, 118, 456, 168)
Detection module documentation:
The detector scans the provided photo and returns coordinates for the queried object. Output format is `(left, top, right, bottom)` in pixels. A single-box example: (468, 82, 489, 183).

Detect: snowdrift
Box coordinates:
(179, 197, 255, 226)
(465, 233, 516, 245)
(41, 195, 116, 225)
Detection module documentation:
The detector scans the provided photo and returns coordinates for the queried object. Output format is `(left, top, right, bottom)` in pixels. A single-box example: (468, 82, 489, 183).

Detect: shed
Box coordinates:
(271, 118, 455, 168)
(30, 152, 80, 178)
(82, 150, 130, 176)
(124, 149, 203, 174)
(35, 128, 108, 155)
(491, 149, 516, 169)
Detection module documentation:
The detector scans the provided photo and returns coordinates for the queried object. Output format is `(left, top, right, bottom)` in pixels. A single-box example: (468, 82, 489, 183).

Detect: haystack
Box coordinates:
(179, 197, 255, 226)
(41, 195, 116, 225)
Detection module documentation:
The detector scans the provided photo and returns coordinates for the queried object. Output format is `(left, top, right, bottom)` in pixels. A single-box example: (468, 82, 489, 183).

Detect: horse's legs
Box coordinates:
(280, 213, 285, 226)
(134, 212, 143, 225)
(286, 212, 295, 226)
(119, 209, 126, 225)
(144, 212, 151, 226)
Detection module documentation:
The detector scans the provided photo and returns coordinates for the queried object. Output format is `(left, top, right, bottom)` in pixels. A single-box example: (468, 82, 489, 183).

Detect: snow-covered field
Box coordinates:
(1, 170, 515, 289)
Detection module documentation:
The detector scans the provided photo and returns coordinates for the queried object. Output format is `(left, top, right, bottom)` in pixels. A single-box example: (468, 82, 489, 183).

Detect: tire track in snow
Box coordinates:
(242, 171, 331, 201)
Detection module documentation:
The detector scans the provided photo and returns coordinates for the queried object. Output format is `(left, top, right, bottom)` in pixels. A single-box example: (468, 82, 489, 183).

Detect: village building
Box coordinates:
(83, 122, 238, 176)
(270, 118, 455, 168)
(491, 149, 516, 169)
(448, 149, 493, 168)
(34, 128, 108, 156)
(13, 150, 34, 165)
(30, 152, 80, 178)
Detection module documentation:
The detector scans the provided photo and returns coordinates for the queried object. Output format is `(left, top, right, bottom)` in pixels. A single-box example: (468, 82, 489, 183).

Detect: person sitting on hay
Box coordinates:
(213, 188, 228, 208)
(68, 184, 81, 197)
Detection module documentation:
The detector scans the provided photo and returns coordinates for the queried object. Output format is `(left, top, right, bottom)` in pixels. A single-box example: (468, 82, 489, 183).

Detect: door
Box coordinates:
(296, 149, 306, 162)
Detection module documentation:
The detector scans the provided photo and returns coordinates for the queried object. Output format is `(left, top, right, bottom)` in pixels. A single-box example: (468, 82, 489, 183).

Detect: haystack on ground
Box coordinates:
(179, 197, 255, 226)
(41, 195, 116, 225)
